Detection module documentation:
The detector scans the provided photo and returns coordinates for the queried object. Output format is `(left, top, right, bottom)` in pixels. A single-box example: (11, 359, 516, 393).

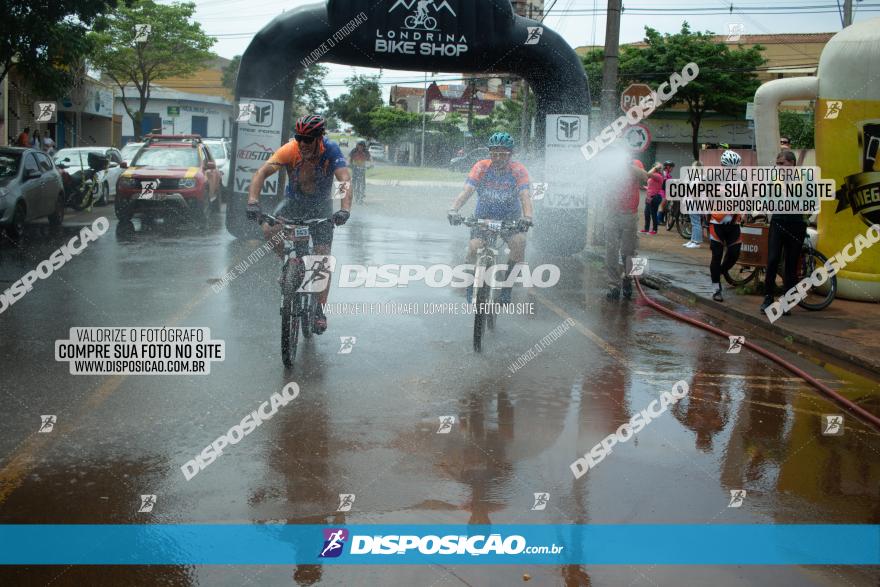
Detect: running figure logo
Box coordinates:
(139, 180, 159, 200)
(298, 255, 336, 293)
(727, 336, 745, 354)
(821, 414, 844, 436)
(337, 493, 355, 512)
(726, 23, 745, 42)
(628, 257, 648, 276)
(338, 336, 356, 354)
(38, 415, 56, 433)
(334, 181, 349, 200)
(35, 102, 57, 123)
(525, 27, 543, 45)
(824, 101, 843, 120)
(319, 528, 349, 558)
(138, 494, 157, 512)
(727, 489, 746, 508)
(237, 102, 255, 123)
(134, 24, 151, 42)
(531, 492, 549, 510)
(437, 415, 455, 433)
(531, 182, 547, 201)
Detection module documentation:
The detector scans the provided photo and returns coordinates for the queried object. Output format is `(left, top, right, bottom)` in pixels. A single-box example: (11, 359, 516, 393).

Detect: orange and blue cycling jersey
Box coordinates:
(466, 160, 530, 220)
(267, 137, 347, 201)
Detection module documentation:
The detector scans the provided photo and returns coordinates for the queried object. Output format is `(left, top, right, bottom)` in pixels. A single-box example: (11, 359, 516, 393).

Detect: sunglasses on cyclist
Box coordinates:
(296, 135, 319, 144)
(489, 148, 512, 155)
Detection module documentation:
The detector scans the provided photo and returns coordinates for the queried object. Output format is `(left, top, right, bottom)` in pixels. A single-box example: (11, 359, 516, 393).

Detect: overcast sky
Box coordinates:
(183, 0, 878, 100)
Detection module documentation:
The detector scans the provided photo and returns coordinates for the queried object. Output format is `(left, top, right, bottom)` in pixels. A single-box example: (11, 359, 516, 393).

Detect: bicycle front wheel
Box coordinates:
(724, 264, 759, 286)
(797, 249, 836, 310)
(678, 214, 692, 240)
(473, 285, 489, 352)
(281, 293, 300, 367)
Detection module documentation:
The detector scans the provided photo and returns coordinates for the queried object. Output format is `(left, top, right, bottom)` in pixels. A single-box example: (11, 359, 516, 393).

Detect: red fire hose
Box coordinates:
(633, 277, 880, 431)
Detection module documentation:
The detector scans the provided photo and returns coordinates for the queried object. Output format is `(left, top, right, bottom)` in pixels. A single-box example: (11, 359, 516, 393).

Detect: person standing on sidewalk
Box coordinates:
(760, 150, 806, 314)
(640, 162, 664, 235)
(709, 150, 744, 302)
(607, 158, 648, 300)
(684, 160, 704, 248)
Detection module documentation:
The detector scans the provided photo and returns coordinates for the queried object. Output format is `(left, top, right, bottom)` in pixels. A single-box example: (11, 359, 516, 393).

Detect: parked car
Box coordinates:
(0, 147, 65, 241)
(54, 147, 124, 205)
(119, 142, 144, 166)
(449, 147, 489, 172)
(115, 135, 221, 230)
(368, 143, 385, 161)
(203, 139, 231, 189)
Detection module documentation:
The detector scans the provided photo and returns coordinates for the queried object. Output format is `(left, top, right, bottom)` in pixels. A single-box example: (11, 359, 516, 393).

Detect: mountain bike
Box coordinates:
(664, 200, 693, 239)
(461, 217, 528, 352)
(352, 166, 367, 204)
(723, 222, 836, 310)
(260, 213, 335, 367)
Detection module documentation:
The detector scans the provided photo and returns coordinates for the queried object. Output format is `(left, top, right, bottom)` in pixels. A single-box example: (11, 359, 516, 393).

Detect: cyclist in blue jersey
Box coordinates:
(446, 132, 533, 303)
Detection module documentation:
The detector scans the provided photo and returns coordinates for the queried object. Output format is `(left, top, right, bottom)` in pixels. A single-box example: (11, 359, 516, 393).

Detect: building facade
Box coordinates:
(116, 85, 233, 144)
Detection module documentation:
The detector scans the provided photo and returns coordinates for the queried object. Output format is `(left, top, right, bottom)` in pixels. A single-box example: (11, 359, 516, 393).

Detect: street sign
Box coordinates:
(167, 106, 180, 117)
(623, 124, 651, 152)
(745, 101, 755, 121)
(620, 84, 654, 113)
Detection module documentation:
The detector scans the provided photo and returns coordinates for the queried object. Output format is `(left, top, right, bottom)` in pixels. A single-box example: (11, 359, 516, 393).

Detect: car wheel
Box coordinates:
(115, 198, 133, 222)
(48, 192, 65, 227)
(5, 203, 26, 243)
(116, 219, 135, 236)
(97, 182, 110, 206)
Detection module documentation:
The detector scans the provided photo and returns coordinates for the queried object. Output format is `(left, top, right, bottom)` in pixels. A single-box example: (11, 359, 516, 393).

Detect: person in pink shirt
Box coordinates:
(640, 162, 664, 234)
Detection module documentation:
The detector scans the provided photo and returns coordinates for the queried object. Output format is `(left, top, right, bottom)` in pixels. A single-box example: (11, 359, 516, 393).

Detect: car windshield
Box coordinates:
(0, 153, 22, 179)
(54, 149, 104, 165)
(206, 143, 227, 161)
(120, 144, 142, 158)
(133, 148, 199, 167)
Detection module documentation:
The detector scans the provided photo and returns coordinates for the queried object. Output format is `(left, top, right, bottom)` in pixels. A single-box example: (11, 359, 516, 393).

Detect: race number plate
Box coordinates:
(293, 226, 310, 240)
(487, 221, 503, 231)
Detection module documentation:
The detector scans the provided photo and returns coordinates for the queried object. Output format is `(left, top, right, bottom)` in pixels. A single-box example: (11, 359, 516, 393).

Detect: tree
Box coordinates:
(368, 106, 420, 145)
(0, 0, 113, 97)
(292, 64, 330, 117)
(221, 54, 240, 93)
(327, 74, 383, 138)
(89, 0, 215, 139)
(779, 109, 814, 149)
(615, 23, 765, 159)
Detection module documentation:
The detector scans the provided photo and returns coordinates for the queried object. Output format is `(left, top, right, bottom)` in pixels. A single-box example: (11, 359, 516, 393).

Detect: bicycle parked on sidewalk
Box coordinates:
(723, 222, 836, 310)
(664, 200, 694, 240)
(260, 213, 336, 367)
(461, 217, 528, 352)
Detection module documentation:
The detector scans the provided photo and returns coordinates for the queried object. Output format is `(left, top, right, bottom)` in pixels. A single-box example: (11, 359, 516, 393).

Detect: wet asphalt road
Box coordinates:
(0, 184, 878, 586)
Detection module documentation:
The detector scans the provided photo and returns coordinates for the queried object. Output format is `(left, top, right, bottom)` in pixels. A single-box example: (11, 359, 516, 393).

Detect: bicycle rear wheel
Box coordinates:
(796, 249, 836, 310)
(473, 284, 489, 352)
(724, 264, 759, 286)
(665, 203, 678, 231)
(677, 215, 692, 240)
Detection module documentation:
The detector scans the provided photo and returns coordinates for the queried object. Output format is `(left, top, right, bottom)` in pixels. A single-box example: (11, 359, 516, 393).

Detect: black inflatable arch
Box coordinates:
(228, 0, 590, 254)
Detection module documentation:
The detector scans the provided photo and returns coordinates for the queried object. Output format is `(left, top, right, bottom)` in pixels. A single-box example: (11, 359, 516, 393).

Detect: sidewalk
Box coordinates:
(586, 223, 880, 376)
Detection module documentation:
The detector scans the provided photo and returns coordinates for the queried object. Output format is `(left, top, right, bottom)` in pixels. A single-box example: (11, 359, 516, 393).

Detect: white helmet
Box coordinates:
(720, 150, 742, 167)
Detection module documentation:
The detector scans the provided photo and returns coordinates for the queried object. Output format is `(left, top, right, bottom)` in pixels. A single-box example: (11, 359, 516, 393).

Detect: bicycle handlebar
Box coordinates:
(260, 213, 334, 227)
(461, 217, 526, 232)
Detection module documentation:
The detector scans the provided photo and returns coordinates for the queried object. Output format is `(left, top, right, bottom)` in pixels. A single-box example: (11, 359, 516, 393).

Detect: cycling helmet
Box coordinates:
(487, 132, 514, 150)
(295, 114, 326, 137)
(357, 139, 367, 146)
(663, 160, 675, 167)
(720, 150, 742, 167)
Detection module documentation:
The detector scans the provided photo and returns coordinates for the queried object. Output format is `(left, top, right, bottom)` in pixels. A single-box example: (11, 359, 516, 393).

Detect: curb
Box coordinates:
(582, 248, 880, 376)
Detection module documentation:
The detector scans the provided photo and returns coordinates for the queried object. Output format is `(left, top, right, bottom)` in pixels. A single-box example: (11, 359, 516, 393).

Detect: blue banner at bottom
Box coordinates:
(0, 525, 877, 565)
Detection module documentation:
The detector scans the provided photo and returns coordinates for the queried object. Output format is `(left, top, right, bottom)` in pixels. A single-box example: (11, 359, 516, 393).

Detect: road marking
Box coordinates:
(0, 244, 261, 506)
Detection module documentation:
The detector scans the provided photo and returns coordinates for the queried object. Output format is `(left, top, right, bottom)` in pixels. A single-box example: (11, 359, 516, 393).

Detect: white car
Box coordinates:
(203, 139, 231, 189)
(54, 147, 125, 205)
(119, 142, 144, 166)
(368, 143, 385, 161)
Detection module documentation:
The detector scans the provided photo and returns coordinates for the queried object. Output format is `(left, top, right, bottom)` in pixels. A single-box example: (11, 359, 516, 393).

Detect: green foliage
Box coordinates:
(589, 22, 765, 159)
(0, 0, 113, 97)
(779, 110, 815, 149)
(89, 0, 215, 138)
(369, 106, 420, 144)
(327, 74, 383, 138)
(221, 55, 240, 93)
(292, 64, 330, 117)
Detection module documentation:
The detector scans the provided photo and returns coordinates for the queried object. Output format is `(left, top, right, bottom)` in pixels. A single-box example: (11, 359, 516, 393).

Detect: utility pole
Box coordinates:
(420, 72, 427, 167)
(520, 3, 533, 152)
(466, 78, 476, 132)
(843, 0, 853, 26)
(599, 0, 622, 130)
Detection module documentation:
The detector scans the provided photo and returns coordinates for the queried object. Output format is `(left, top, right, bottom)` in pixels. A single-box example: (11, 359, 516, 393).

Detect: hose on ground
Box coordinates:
(633, 277, 880, 432)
